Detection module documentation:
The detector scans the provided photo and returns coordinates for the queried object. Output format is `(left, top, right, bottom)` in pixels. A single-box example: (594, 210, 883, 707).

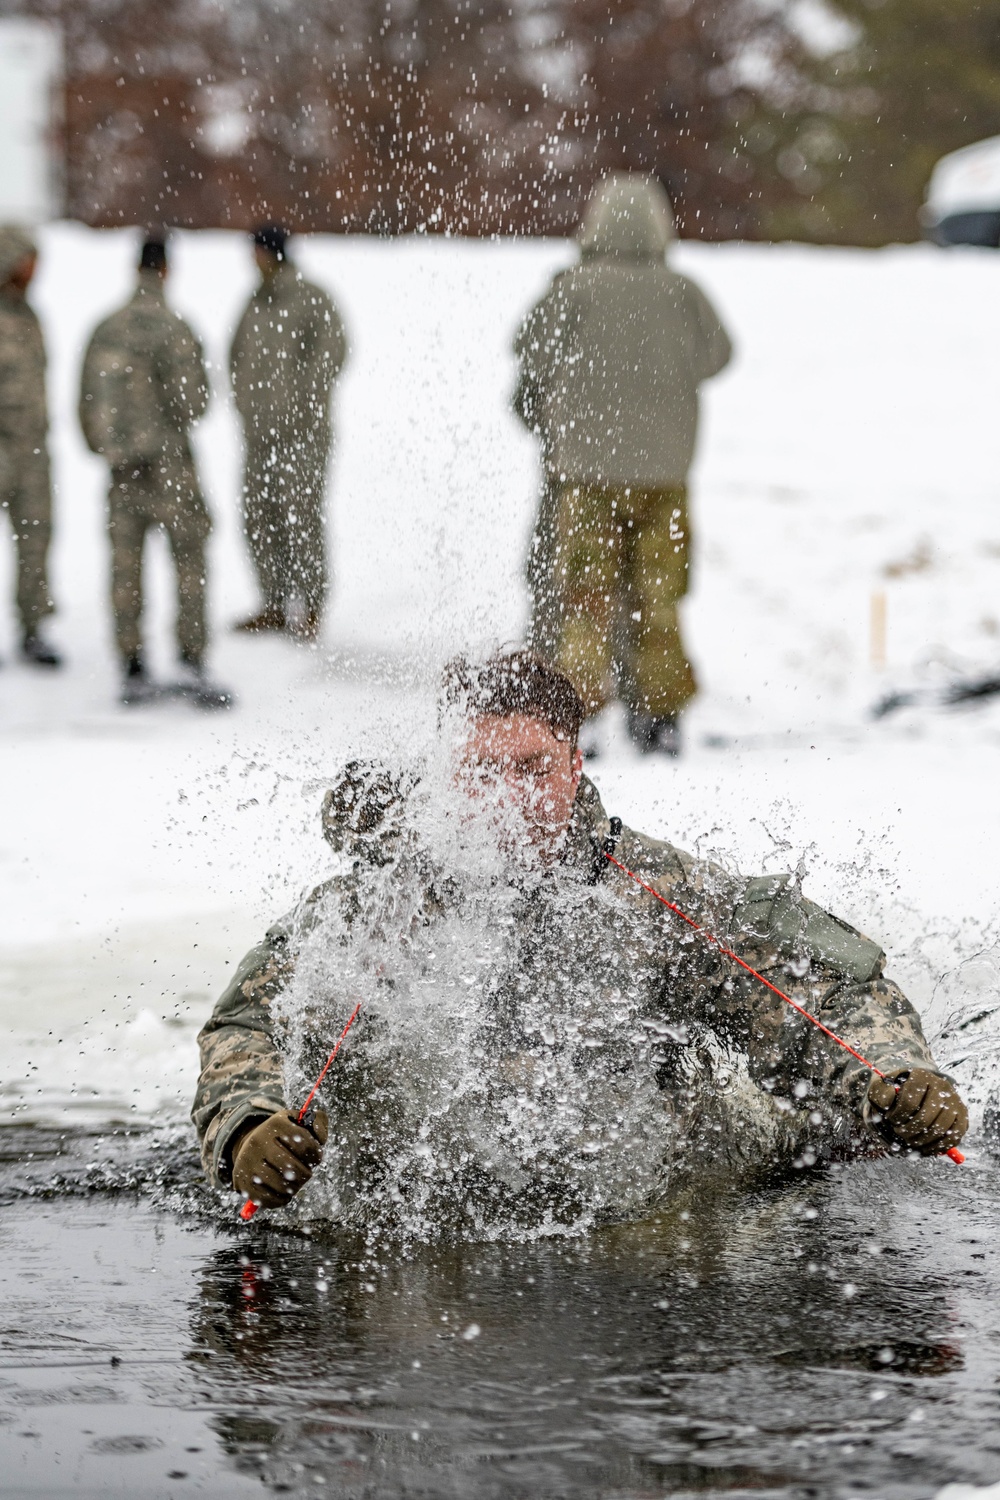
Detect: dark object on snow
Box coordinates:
(628, 707, 681, 757)
(21, 630, 61, 667)
(871, 673, 1000, 718)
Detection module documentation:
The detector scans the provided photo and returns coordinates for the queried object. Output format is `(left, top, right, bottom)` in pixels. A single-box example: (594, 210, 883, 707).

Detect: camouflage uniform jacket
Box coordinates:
(229, 261, 346, 444)
(193, 772, 941, 1191)
(0, 286, 48, 470)
(78, 272, 210, 468)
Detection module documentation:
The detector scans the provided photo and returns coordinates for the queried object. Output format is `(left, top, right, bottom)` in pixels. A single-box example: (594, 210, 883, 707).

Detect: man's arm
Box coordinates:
(511, 279, 573, 432)
(683, 278, 732, 382)
(616, 832, 964, 1155)
(159, 316, 210, 431)
(192, 929, 295, 1188)
(723, 875, 964, 1151)
(296, 282, 347, 421)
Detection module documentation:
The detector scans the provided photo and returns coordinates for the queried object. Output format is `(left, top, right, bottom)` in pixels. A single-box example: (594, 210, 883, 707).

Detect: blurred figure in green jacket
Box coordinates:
(514, 175, 732, 755)
(80, 236, 229, 708)
(229, 225, 347, 643)
(0, 225, 60, 667)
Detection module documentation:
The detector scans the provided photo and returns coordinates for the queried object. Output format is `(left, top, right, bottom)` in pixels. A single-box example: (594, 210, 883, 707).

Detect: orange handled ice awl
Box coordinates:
(604, 852, 965, 1165)
(239, 1000, 362, 1222)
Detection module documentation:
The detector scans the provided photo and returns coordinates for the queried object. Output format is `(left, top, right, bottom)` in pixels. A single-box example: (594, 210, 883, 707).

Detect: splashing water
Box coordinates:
(270, 751, 797, 1243)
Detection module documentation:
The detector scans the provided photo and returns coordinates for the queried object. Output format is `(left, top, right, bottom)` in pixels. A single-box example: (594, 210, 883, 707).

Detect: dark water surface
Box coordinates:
(2, 1128, 1000, 1499)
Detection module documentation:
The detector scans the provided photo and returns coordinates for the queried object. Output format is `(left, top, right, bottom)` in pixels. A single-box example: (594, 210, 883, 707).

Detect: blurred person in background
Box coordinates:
(0, 226, 60, 668)
(79, 235, 230, 708)
(229, 224, 347, 643)
(513, 174, 731, 757)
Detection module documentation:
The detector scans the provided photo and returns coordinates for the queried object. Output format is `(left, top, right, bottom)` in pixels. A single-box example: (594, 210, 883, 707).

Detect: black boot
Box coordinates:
(628, 708, 681, 758)
(173, 654, 234, 711)
(21, 631, 62, 668)
(120, 654, 156, 706)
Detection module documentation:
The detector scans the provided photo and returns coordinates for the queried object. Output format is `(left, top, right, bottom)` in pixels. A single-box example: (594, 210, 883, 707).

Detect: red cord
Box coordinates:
(239, 1001, 362, 1221)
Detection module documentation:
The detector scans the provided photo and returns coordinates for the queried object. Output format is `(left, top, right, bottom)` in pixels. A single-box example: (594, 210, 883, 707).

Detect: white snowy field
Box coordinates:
(3, 225, 1000, 1129)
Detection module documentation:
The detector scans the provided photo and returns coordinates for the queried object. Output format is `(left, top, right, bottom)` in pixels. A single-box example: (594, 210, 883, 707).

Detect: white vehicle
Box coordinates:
(923, 134, 1000, 247)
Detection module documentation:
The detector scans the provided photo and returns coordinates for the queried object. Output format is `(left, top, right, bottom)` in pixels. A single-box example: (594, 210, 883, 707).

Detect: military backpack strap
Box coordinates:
(589, 815, 623, 885)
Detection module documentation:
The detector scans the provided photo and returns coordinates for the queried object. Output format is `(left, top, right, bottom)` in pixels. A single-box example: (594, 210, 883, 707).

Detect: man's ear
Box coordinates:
(571, 746, 584, 791)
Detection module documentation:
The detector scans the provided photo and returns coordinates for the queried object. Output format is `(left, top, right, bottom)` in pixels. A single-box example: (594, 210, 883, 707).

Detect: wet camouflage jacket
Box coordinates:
(0, 286, 48, 461)
(79, 272, 210, 469)
(193, 773, 940, 1192)
(229, 261, 346, 444)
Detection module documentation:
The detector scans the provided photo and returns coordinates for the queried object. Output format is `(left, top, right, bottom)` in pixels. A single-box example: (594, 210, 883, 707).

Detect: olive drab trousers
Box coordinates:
(553, 482, 697, 719)
(107, 453, 210, 665)
(1, 446, 53, 633)
(242, 436, 329, 617)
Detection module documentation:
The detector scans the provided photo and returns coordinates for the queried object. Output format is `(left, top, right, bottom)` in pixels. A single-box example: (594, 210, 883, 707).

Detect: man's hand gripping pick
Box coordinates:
(232, 1109, 329, 1209)
(868, 1068, 968, 1156)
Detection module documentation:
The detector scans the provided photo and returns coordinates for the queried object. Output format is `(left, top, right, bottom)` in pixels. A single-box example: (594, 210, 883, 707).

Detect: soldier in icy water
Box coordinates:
(513, 174, 731, 757)
(0, 226, 60, 668)
(229, 224, 347, 643)
(193, 652, 967, 1231)
(79, 235, 230, 708)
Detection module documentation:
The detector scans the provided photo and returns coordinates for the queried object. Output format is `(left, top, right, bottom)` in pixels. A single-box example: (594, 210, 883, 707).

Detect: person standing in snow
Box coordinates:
(229, 224, 347, 644)
(0, 226, 61, 668)
(79, 235, 229, 708)
(513, 174, 732, 756)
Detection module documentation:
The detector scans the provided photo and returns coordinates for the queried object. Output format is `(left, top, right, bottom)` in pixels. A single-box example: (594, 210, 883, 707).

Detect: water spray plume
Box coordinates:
(239, 849, 964, 1225)
(239, 1001, 362, 1222)
(603, 853, 965, 1166)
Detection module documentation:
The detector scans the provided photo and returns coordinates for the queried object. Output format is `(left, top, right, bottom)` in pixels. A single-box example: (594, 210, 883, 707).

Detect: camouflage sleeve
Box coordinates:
(615, 831, 938, 1144)
(228, 299, 253, 404)
(719, 875, 939, 1136)
(77, 323, 123, 461)
(297, 284, 346, 410)
(159, 316, 210, 430)
(191, 927, 296, 1188)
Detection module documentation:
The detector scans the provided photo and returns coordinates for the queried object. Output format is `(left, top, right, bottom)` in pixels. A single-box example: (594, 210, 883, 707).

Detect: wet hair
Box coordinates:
(253, 222, 289, 259)
(441, 650, 585, 747)
(139, 237, 167, 272)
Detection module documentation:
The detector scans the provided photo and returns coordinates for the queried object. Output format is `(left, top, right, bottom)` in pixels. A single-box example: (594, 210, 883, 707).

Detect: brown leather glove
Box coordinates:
(232, 1109, 329, 1208)
(868, 1068, 968, 1156)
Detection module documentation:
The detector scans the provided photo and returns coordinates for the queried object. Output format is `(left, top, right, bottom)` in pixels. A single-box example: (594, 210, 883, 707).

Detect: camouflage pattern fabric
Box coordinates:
(0, 285, 53, 632)
(193, 770, 942, 1192)
(79, 272, 211, 663)
(79, 271, 209, 468)
(229, 262, 346, 614)
(553, 482, 696, 718)
(107, 455, 210, 662)
(524, 472, 561, 660)
(242, 440, 327, 614)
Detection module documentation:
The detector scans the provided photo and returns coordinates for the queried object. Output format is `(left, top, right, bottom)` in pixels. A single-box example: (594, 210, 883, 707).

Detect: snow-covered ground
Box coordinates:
(3, 226, 1000, 1128)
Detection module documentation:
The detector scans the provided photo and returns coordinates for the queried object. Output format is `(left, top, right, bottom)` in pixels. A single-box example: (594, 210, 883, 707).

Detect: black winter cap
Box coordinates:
(253, 223, 288, 259)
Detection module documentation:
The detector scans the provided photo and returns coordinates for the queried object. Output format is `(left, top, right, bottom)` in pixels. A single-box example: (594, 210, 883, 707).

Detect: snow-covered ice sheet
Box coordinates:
(3, 226, 1000, 1127)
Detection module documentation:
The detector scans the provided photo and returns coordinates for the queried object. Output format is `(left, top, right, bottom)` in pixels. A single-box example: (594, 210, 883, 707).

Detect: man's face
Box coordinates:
(457, 712, 583, 860)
